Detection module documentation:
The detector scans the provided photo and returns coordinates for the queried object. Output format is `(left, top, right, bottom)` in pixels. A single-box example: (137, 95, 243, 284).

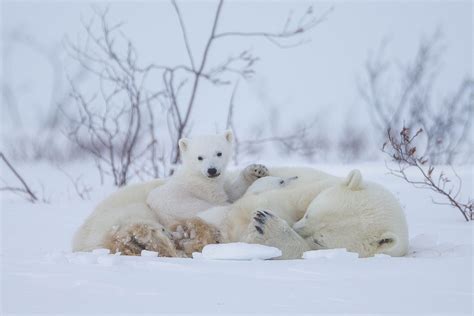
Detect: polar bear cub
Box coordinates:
(146, 130, 268, 229)
(146, 131, 232, 228)
(143, 130, 269, 254)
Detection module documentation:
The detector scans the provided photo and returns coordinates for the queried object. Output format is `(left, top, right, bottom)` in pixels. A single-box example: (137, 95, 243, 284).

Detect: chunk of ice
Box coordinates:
(141, 250, 159, 257)
(201, 242, 282, 260)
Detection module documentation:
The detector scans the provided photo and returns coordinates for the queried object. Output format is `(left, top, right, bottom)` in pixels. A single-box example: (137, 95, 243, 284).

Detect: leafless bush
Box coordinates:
(0, 152, 38, 203)
(163, 1, 332, 167)
(382, 127, 473, 221)
(64, 8, 165, 186)
(64, 2, 332, 184)
(360, 31, 473, 164)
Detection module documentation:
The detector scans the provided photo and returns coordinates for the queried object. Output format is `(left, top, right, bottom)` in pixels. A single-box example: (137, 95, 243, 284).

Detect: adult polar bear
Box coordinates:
(197, 167, 409, 259)
(73, 132, 409, 259)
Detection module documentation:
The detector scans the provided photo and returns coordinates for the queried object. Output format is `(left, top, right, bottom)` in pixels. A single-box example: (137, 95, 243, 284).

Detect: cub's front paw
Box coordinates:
(243, 164, 269, 182)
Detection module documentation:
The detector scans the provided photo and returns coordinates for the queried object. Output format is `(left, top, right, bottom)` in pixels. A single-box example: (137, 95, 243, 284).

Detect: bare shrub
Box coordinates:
(382, 127, 473, 221)
(64, 8, 165, 186)
(360, 31, 473, 164)
(64, 2, 332, 184)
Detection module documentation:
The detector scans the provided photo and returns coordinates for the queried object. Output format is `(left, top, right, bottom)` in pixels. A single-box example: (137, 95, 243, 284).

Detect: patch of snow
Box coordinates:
(302, 248, 359, 260)
(97, 255, 118, 267)
(201, 242, 282, 260)
(192, 252, 204, 259)
(1, 162, 473, 314)
(92, 248, 110, 255)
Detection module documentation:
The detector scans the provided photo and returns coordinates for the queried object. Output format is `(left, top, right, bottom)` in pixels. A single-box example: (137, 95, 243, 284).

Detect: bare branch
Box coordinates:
(214, 5, 333, 48)
(382, 127, 472, 221)
(0, 152, 38, 202)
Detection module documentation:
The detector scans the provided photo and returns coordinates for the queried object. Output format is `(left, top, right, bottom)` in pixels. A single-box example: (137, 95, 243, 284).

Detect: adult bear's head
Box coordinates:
(293, 169, 409, 257)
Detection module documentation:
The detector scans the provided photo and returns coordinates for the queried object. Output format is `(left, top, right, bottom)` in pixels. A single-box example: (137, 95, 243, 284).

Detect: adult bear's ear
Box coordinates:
(224, 129, 233, 143)
(344, 169, 363, 190)
(178, 138, 189, 152)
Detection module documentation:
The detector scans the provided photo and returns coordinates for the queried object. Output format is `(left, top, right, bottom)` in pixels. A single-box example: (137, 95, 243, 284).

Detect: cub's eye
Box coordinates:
(279, 180, 284, 185)
(198, 156, 203, 161)
(216, 152, 222, 157)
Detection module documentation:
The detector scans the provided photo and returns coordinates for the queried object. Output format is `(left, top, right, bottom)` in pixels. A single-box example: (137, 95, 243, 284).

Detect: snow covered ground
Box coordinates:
(1, 162, 473, 315)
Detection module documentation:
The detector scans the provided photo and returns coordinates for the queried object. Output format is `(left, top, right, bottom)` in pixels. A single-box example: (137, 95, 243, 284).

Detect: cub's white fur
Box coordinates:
(145, 130, 268, 229)
(146, 131, 232, 228)
(73, 130, 268, 253)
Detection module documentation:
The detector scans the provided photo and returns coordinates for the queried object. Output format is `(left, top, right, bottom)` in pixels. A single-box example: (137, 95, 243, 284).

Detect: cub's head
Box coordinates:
(178, 130, 233, 179)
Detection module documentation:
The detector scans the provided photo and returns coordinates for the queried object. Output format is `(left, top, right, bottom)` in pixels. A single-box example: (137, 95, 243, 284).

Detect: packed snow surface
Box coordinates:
(302, 248, 359, 260)
(1, 163, 473, 314)
(201, 242, 282, 260)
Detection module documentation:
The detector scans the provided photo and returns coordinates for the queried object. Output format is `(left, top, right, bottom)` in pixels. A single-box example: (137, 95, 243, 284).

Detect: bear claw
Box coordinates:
(255, 225, 264, 234)
(254, 216, 265, 225)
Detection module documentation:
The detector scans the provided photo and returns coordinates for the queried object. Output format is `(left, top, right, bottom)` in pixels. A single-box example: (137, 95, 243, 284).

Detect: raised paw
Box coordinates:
(243, 164, 269, 182)
(106, 223, 177, 257)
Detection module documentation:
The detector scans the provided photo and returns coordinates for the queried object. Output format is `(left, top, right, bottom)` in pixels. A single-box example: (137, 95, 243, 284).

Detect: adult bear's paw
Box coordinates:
(244, 210, 311, 259)
(171, 218, 222, 257)
(105, 223, 177, 257)
(246, 210, 291, 242)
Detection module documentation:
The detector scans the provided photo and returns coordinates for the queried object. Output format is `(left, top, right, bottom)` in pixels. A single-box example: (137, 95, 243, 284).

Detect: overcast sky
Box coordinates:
(1, 0, 472, 140)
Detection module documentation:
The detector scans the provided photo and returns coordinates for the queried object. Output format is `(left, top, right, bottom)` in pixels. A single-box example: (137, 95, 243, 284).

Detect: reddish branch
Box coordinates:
(382, 127, 473, 221)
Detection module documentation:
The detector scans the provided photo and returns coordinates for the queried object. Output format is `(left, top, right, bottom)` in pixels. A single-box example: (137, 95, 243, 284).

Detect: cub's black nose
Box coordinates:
(207, 168, 217, 176)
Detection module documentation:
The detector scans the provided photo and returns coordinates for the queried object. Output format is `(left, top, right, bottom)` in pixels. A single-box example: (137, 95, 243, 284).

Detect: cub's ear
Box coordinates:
(343, 169, 363, 190)
(224, 129, 233, 143)
(178, 138, 189, 152)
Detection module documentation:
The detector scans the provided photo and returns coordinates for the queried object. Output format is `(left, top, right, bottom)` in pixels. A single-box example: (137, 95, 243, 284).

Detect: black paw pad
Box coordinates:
(255, 225, 264, 235)
(263, 210, 273, 217)
(254, 216, 265, 225)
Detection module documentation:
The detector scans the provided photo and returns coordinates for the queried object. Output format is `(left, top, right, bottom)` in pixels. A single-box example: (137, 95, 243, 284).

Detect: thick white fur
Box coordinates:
(145, 130, 269, 229)
(198, 167, 408, 258)
(73, 130, 265, 252)
(72, 179, 164, 252)
(73, 167, 409, 259)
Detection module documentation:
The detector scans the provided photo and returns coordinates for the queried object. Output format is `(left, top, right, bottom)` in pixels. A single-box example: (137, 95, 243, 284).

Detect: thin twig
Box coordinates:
(0, 152, 38, 202)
